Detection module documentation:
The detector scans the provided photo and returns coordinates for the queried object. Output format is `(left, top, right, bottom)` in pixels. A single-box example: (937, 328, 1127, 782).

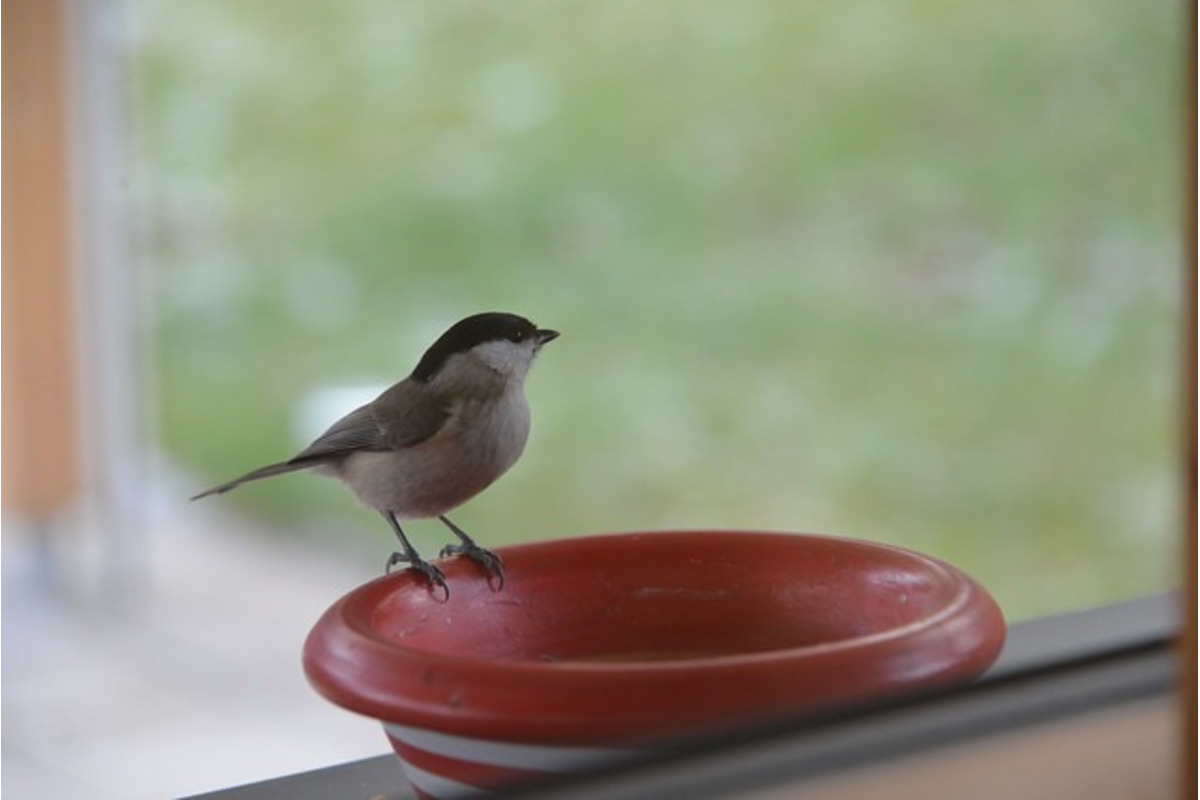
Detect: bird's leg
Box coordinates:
(438, 515, 505, 589)
(381, 512, 448, 597)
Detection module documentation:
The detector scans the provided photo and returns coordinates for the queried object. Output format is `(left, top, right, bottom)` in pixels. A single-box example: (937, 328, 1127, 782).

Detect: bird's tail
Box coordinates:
(190, 461, 312, 501)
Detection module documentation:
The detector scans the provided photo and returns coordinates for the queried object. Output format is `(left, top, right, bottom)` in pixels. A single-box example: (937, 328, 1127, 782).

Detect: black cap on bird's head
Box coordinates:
(411, 312, 559, 383)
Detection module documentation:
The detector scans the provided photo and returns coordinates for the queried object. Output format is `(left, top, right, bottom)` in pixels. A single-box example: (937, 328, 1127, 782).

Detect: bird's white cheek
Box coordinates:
(471, 340, 537, 380)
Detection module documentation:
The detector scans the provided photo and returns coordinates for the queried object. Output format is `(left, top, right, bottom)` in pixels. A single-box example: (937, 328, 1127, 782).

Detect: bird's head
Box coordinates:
(412, 312, 559, 387)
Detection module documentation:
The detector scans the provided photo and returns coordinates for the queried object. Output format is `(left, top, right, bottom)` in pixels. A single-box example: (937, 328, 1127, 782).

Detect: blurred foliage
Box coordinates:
(131, 0, 1180, 620)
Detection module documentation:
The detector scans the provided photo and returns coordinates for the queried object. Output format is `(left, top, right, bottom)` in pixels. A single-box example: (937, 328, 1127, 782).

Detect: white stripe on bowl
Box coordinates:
(383, 722, 646, 772)
(395, 757, 489, 799)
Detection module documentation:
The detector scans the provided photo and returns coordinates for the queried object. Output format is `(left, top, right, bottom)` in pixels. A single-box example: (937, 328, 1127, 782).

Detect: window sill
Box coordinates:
(186, 592, 1179, 800)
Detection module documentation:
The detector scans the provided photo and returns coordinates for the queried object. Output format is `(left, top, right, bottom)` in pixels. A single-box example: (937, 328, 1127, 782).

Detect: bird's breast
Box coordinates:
(458, 389, 532, 474)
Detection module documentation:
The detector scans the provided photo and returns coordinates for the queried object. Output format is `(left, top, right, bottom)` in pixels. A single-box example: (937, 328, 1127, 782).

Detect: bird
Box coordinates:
(191, 312, 559, 596)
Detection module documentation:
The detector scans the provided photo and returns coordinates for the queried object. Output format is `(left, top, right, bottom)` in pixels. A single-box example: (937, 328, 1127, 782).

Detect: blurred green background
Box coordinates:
(131, 0, 1180, 621)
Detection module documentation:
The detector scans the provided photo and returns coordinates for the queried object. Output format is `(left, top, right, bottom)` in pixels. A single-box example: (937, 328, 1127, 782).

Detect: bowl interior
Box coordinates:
(367, 531, 961, 664)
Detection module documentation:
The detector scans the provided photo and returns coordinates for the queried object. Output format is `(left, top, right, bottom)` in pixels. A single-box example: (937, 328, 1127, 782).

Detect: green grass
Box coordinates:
(134, 0, 1180, 621)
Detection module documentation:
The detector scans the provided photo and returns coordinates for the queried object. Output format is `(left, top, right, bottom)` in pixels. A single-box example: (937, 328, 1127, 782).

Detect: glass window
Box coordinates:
(6, 3, 1179, 799)
(134, 0, 1180, 621)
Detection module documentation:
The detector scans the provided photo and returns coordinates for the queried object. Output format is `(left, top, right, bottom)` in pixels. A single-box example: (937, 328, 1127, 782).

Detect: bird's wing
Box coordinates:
(288, 403, 388, 463)
(190, 382, 453, 501)
(289, 381, 452, 465)
(370, 379, 454, 450)
(188, 410, 381, 499)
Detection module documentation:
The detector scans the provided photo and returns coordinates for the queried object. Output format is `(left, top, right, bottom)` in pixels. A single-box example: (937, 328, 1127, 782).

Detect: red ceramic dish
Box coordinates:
(304, 530, 1005, 798)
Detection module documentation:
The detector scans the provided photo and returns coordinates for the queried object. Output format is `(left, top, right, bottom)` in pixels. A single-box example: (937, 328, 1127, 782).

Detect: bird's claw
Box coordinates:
(440, 543, 506, 590)
(385, 552, 449, 599)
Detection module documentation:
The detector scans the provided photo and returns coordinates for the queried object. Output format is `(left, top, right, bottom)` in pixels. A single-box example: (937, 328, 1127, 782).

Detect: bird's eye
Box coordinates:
(510, 329, 527, 342)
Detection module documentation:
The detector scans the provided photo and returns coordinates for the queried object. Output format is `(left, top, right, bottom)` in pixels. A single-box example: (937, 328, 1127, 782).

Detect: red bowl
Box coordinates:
(304, 531, 1005, 798)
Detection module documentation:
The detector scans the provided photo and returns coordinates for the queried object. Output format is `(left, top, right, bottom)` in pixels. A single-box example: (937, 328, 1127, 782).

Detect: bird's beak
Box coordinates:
(536, 329, 560, 347)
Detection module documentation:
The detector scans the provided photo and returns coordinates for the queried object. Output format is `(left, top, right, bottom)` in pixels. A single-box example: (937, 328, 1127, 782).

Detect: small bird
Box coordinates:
(192, 312, 559, 595)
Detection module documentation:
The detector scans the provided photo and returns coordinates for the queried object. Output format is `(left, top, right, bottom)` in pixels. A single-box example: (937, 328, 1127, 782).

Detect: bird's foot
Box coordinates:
(385, 551, 449, 599)
(439, 542, 506, 590)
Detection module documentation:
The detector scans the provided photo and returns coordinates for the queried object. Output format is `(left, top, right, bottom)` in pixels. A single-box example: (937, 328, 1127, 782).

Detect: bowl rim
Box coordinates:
(303, 529, 1006, 742)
